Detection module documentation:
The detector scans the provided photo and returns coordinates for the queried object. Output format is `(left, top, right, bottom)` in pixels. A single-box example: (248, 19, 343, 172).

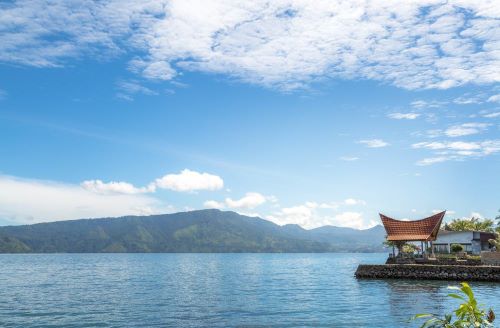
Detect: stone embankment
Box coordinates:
(355, 264, 500, 282)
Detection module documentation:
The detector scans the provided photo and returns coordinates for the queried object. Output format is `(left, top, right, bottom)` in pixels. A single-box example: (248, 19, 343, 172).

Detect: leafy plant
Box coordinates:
(466, 255, 481, 261)
(412, 282, 495, 327)
(403, 243, 418, 253)
(489, 233, 499, 252)
(450, 243, 464, 253)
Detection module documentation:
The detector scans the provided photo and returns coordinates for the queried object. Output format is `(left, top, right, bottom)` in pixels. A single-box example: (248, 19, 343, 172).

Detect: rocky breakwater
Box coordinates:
(355, 264, 500, 282)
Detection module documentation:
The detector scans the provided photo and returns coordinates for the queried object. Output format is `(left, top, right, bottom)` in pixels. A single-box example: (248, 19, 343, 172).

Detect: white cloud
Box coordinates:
(319, 203, 339, 210)
(155, 169, 223, 192)
(116, 79, 157, 100)
(487, 94, 500, 103)
(344, 198, 366, 206)
(453, 95, 483, 105)
(203, 200, 225, 209)
(0, 175, 166, 224)
(416, 156, 450, 166)
(388, 112, 420, 120)
(267, 195, 279, 203)
(358, 139, 389, 148)
(470, 212, 483, 219)
(413, 140, 500, 165)
(333, 212, 375, 230)
(82, 169, 223, 194)
(129, 59, 176, 81)
(81, 179, 155, 194)
(444, 123, 490, 137)
(339, 156, 359, 161)
(411, 100, 447, 109)
(0, 89, 6, 100)
(433, 209, 455, 216)
(267, 201, 375, 229)
(2, 1, 500, 90)
(225, 192, 266, 209)
(483, 112, 500, 118)
(413, 140, 498, 152)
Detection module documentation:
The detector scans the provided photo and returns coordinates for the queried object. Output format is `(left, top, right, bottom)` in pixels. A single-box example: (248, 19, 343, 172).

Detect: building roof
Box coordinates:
(380, 211, 445, 241)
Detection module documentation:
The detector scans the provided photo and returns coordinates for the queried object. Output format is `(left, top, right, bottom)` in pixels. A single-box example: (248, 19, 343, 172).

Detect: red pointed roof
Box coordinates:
(380, 211, 445, 241)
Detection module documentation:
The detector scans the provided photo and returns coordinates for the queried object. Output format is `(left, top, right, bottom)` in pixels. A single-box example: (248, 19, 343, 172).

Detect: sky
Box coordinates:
(0, 0, 499, 229)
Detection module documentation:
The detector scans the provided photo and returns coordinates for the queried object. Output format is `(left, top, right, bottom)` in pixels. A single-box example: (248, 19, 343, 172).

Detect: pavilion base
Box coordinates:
(355, 264, 500, 282)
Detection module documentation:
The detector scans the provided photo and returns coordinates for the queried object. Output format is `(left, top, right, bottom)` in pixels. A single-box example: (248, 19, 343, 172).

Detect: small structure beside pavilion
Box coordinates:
(380, 211, 445, 261)
(355, 210, 500, 281)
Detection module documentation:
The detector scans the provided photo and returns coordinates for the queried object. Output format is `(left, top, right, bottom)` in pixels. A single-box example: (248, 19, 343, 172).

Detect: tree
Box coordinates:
(447, 217, 495, 232)
(495, 210, 500, 233)
(413, 282, 495, 327)
(383, 240, 406, 253)
(489, 233, 500, 252)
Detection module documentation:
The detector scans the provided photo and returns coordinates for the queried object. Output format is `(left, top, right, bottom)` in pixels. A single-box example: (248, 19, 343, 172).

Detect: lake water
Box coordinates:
(0, 253, 499, 327)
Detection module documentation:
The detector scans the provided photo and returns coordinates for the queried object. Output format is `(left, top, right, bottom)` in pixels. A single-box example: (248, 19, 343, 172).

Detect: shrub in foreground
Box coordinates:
(412, 282, 495, 327)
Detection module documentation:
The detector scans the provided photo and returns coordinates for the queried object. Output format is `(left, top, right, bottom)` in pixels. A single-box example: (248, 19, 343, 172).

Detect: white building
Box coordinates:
(432, 230, 495, 255)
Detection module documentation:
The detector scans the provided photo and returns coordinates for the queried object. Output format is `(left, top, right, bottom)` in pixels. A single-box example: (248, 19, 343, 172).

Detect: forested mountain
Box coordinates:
(0, 209, 386, 253)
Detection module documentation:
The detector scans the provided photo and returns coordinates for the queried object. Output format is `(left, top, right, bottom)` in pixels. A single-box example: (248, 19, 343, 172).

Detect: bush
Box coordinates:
(450, 243, 464, 253)
(412, 282, 495, 327)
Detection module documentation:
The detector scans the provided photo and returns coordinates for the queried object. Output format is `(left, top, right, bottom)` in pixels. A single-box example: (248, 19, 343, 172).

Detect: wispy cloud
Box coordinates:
(81, 180, 156, 195)
(0, 175, 168, 224)
(482, 112, 500, 118)
(423, 123, 492, 138)
(388, 112, 420, 120)
(444, 123, 490, 137)
(339, 156, 359, 161)
(487, 94, 500, 103)
(411, 100, 447, 109)
(358, 139, 389, 148)
(116, 80, 157, 101)
(413, 140, 500, 165)
(204, 192, 273, 210)
(1, 1, 500, 90)
(225, 192, 267, 209)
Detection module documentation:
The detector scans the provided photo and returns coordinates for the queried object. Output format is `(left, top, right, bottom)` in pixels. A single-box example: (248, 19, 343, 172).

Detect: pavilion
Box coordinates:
(380, 211, 446, 258)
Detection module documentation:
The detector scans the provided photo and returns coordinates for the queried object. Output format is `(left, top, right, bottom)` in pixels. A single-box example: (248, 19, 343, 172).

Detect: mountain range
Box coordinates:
(0, 209, 386, 253)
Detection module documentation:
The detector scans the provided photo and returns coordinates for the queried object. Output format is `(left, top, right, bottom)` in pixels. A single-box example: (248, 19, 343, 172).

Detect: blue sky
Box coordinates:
(0, 1, 499, 229)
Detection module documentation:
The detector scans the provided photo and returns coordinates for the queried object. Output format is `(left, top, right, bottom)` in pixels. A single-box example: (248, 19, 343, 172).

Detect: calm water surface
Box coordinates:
(0, 253, 499, 327)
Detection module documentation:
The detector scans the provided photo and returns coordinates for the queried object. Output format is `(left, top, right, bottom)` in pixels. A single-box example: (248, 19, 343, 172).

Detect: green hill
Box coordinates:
(0, 209, 385, 253)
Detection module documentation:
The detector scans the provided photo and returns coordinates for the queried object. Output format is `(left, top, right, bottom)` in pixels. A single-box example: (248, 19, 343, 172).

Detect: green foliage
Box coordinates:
(412, 282, 495, 327)
(446, 217, 495, 232)
(489, 233, 499, 252)
(437, 253, 458, 260)
(0, 236, 31, 253)
(383, 240, 408, 253)
(402, 243, 418, 253)
(450, 243, 464, 253)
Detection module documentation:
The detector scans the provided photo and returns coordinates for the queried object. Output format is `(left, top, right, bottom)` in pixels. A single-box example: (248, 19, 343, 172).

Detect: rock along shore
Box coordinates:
(355, 264, 500, 282)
